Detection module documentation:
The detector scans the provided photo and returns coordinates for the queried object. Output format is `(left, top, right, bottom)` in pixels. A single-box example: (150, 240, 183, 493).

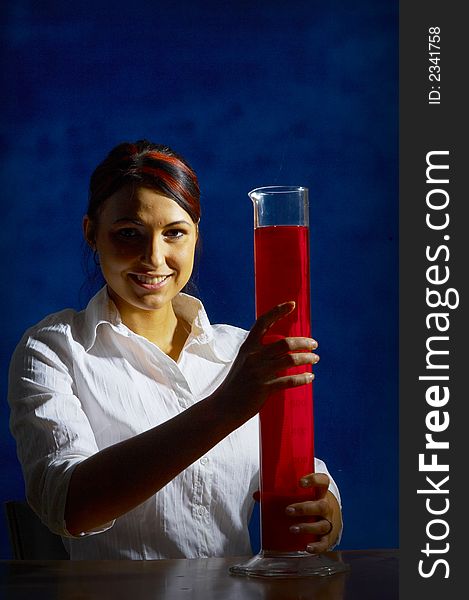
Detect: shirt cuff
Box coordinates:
(62, 518, 115, 539)
(41, 456, 116, 539)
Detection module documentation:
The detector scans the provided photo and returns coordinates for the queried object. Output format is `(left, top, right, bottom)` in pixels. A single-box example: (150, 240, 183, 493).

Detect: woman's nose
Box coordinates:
(142, 234, 165, 268)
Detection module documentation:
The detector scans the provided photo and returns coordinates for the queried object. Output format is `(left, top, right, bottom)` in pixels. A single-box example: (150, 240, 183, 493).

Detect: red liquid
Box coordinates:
(261, 493, 316, 552)
(254, 225, 316, 552)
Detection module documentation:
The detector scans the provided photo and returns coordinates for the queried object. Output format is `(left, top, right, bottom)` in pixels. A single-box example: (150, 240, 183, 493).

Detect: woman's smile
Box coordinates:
(128, 272, 174, 290)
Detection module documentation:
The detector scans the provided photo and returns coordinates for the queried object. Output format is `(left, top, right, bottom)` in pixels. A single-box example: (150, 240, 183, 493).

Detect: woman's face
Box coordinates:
(84, 186, 198, 315)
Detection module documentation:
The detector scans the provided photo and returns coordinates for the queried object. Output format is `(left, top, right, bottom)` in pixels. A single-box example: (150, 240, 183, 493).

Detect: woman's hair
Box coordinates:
(87, 139, 201, 226)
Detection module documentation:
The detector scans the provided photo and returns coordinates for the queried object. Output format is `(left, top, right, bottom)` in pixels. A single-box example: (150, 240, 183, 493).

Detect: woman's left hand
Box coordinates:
(285, 472, 341, 554)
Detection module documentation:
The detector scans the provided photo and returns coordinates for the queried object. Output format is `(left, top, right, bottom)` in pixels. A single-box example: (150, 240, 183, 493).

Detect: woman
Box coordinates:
(8, 140, 342, 560)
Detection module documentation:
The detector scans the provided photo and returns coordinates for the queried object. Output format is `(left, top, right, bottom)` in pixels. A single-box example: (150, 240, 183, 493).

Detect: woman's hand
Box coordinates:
(215, 301, 319, 423)
(286, 473, 342, 553)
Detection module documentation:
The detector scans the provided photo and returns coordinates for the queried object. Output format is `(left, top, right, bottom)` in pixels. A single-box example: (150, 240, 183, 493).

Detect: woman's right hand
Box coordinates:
(214, 301, 319, 422)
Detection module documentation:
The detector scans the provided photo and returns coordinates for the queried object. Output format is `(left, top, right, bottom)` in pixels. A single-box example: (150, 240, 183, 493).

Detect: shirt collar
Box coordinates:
(81, 287, 124, 351)
(81, 286, 233, 362)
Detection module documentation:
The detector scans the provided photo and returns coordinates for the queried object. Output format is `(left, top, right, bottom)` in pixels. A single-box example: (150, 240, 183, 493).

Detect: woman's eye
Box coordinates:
(164, 229, 185, 239)
(117, 228, 140, 238)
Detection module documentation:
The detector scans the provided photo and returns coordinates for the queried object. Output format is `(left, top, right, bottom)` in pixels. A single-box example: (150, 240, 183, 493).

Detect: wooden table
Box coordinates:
(0, 549, 397, 599)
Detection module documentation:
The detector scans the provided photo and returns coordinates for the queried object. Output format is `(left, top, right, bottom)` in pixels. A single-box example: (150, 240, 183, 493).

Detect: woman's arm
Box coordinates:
(65, 301, 319, 535)
(65, 389, 249, 535)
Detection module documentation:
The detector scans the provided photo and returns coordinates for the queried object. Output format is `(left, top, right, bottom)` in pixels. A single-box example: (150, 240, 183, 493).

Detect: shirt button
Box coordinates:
(200, 457, 209, 466)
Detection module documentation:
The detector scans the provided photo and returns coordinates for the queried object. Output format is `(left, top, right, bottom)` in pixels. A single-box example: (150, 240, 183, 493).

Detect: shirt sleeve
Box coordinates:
(8, 320, 114, 538)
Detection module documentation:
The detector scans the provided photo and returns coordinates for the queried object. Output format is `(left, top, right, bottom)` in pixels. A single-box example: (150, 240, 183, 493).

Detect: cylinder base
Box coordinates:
(229, 550, 350, 579)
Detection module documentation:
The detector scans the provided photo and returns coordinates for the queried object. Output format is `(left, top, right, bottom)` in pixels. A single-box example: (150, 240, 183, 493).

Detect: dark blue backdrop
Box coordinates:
(0, 0, 398, 558)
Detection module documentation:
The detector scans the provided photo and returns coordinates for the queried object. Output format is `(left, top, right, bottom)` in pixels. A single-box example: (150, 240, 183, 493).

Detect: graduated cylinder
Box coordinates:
(250, 186, 315, 553)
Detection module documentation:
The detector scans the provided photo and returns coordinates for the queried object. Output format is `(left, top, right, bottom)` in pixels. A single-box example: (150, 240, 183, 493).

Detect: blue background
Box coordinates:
(0, 0, 398, 558)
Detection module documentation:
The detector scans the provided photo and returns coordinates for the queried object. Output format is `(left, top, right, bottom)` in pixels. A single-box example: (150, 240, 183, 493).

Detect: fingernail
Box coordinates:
(307, 544, 318, 553)
(285, 507, 296, 515)
(300, 478, 309, 487)
(290, 526, 300, 534)
(311, 340, 318, 349)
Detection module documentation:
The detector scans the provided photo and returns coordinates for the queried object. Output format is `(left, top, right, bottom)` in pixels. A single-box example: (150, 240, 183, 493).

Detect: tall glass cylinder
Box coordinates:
(254, 186, 315, 553)
(230, 186, 348, 578)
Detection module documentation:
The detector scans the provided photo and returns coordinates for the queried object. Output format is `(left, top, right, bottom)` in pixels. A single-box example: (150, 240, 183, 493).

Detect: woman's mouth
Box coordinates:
(129, 273, 172, 290)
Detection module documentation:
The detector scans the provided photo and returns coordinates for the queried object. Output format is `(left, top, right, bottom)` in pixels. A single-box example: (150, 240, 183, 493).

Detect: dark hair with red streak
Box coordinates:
(87, 140, 201, 225)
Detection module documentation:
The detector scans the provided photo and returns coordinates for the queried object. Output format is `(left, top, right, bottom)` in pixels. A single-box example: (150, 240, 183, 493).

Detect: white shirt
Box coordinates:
(8, 287, 340, 560)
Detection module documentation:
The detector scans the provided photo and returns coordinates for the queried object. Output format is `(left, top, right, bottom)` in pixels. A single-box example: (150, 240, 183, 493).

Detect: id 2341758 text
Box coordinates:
(428, 27, 441, 105)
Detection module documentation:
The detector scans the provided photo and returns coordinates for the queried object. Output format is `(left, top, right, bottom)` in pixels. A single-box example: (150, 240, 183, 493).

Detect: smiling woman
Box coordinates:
(82, 141, 202, 357)
(7, 139, 343, 560)
(84, 188, 198, 357)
